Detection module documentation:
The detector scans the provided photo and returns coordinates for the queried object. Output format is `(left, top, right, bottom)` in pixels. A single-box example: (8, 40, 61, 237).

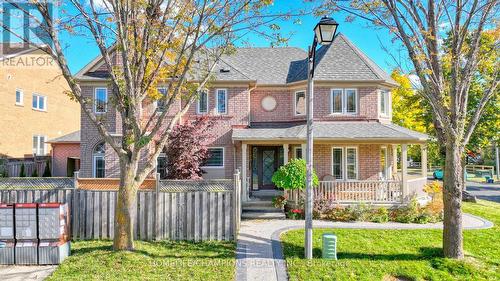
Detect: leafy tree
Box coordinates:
(323, 0, 499, 259)
(43, 160, 52, 177)
(272, 159, 319, 190)
(165, 116, 215, 180)
(19, 164, 26, 177)
(3, 0, 296, 250)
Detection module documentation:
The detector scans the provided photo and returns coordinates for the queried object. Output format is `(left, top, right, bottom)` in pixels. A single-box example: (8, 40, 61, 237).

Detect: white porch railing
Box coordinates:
(285, 180, 403, 205)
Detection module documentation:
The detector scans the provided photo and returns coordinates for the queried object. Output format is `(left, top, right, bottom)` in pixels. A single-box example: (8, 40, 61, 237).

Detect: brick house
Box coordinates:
(46, 131, 80, 177)
(75, 34, 429, 203)
(0, 44, 80, 159)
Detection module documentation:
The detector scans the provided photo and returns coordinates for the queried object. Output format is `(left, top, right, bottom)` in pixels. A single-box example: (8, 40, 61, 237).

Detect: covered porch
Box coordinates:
(233, 122, 429, 205)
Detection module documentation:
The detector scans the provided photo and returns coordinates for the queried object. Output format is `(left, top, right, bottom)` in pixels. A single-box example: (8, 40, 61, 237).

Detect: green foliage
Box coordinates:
(271, 195, 287, 209)
(370, 207, 389, 223)
(43, 160, 51, 177)
(281, 200, 500, 281)
(47, 240, 235, 281)
(19, 164, 26, 177)
(271, 159, 319, 190)
(31, 168, 38, 177)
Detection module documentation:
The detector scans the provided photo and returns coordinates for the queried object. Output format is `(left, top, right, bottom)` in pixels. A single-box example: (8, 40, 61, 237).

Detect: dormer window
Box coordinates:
(379, 90, 390, 117)
(331, 88, 357, 114)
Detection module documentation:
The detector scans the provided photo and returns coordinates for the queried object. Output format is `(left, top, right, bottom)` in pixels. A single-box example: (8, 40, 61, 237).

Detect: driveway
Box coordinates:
(466, 181, 500, 203)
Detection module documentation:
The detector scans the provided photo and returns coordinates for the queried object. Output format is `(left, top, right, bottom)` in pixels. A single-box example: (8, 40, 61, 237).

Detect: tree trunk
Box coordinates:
(113, 162, 139, 251)
(442, 142, 464, 259)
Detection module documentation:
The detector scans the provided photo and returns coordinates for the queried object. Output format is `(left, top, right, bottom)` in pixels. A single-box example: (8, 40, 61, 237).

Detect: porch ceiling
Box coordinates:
(232, 121, 428, 143)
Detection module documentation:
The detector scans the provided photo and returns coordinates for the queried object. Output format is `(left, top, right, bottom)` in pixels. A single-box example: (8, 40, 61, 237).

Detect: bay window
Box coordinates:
(330, 88, 358, 114)
(294, 91, 306, 115)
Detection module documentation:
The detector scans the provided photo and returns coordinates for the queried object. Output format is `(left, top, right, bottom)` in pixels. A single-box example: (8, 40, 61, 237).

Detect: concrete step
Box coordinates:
(241, 211, 286, 220)
(242, 200, 274, 208)
(242, 206, 283, 212)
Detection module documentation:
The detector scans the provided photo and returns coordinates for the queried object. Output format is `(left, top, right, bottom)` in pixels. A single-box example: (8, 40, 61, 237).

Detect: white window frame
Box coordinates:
(15, 89, 23, 106)
(32, 135, 47, 156)
(330, 88, 358, 115)
(202, 147, 224, 168)
(215, 88, 228, 114)
(330, 88, 344, 114)
(344, 88, 358, 114)
(294, 147, 303, 159)
(94, 87, 108, 113)
(294, 90, 306, 116)
(331, 146, 359, 180)
(32, 93, 47, 111)
(345, 146, 359, 180)
(378, 89, 390, 117)
(380, 146, 388, 180)
(93, 155, 105, 178)
(197, 89, 209, 114)
(92, 142, 106, 178)
(155, 87, 168, 113)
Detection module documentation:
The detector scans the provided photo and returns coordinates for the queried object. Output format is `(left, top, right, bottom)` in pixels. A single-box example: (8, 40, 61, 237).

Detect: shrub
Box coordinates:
(369, 207, 389, 223)
(272, 195, 287, 209)
(19, 164, 26, 177)
(323, 205, 353, 222)
(390, 198, 420, 223)
(287, 209, 304, 220)
(313, 195, 335, 219)
(31, 168, 38, 177)
(271, 159, 319, 190)
(349, 203, 372, 221)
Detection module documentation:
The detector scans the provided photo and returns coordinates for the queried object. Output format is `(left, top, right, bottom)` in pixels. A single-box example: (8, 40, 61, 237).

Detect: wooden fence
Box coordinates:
(286, 180, 403, 205)
(1, 158, 49, 177)
(0, 171, 242, 241)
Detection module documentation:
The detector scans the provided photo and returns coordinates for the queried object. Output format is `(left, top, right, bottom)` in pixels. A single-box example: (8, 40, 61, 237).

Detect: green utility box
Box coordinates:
(322, 233, 337, 260)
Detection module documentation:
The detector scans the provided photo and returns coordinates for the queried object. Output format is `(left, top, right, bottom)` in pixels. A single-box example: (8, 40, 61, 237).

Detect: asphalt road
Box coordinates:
(466, 181, 500, 203)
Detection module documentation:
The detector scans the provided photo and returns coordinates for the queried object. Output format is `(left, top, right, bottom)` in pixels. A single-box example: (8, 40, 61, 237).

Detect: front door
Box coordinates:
(252, 146, 282, 190)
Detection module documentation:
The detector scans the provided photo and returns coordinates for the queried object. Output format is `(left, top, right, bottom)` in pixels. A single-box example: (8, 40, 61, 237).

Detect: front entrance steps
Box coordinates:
(242, 196, 286, 220)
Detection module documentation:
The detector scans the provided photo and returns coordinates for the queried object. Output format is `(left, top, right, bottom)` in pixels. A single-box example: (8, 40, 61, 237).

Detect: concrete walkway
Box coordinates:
(0, 266, 56, 281)
(235, 213, 493, 281)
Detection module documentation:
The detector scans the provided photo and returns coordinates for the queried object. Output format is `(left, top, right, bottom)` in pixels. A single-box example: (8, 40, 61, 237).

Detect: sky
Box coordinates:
(49, 1, 409, 75)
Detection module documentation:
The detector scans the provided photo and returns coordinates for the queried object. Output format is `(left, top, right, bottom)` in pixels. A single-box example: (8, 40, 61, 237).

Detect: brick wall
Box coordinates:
(51, 143, 80, 177)
(250, 86, 383, 123)
(313, 143, 380, 180)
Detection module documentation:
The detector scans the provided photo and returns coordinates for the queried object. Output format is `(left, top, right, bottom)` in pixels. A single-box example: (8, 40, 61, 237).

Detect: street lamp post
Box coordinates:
(305, 16, 338, 260)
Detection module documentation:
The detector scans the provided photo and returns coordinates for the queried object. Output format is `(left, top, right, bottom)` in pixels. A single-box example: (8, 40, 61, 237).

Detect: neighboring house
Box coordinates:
(0, 44, 80, 159)
(47, 131, 81, 177)
(75, 34, 429, 203)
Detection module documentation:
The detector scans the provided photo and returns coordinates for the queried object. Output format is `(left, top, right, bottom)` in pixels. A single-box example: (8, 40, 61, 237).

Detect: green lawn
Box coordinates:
(47, 240, 235, 281)
(281, 200, 500, 281)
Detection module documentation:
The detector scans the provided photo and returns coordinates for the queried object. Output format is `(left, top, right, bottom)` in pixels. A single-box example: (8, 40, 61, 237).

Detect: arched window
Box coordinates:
(93, 142, 105, 178)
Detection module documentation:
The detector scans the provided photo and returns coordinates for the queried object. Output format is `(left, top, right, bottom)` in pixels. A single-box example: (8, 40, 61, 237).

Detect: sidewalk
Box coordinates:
(0, 266, 56, 281)
(235, 213, 493, 281)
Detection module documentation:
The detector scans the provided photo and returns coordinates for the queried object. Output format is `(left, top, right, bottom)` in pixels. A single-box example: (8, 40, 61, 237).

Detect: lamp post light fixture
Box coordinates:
(305, 16, 338, 260)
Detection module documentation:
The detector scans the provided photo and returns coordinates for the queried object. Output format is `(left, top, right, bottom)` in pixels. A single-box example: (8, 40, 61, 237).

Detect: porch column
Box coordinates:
(283, 144, 289, 164)
(241, 143, 248, 202)
(392, 145, 398, 177)
(401, 144, 408, 201)
(421, 144, 428, 178)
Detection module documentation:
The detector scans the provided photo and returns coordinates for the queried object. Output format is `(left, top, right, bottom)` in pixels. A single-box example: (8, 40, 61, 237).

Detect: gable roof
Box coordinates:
(46, 131, 80, 144)
(76, 34, 397, 86)
(289, 34, 396, 84)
